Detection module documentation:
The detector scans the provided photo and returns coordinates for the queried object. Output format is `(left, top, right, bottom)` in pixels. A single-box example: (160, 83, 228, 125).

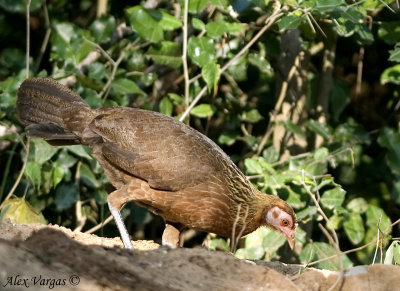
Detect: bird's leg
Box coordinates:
(107, 188, 134, 249)
(162, 222, 183, 248)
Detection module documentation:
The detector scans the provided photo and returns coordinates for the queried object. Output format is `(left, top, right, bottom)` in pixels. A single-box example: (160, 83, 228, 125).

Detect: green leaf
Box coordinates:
(147, 41, 182, 69)
(126, 6, 163, 42)
(112, 78, 146, 95)
(240, 109, 263, 123)
(192, 18, 206, 30)
(159, 97, 173, 116)
(347, 197, 368, 213)
(320, 187, 346, 209)
(296, 206, 317, 221)
(218, 131, 239, 146)
(343, 213, 365, 245)
(244, 158, 264, 174)
(190, 104, 215, 118)
(90, 15, 116, 43)
(187, 37, 216, 67)
(330, 79, 350, 121)
(55, 184, 78, 211)
(202, 62, 220, 93)
(378, 127, 400, 175)
(307, 119, 332, 139)
(279, 15, 302, 30)
(235, 246, 265, 260)
(381, 64, 400, 85)
(378, 22, 400, 45)
(67, 145, 92, 160)
(366, 205, 392, 234)
(25, 161, 41, 190)
(147, 10, 182, 31)
(315, 0, 344, 12)
(31, 138, 58, 164)
(300, 242, 353, 270)
(188, 0, 208, 13)
(389, 44, 400, 62)
(52, 166, 64, 188)
(0, 197, 46, 224)
(80, 163, 100, 188)
(282, 120, 305, 137)
(54, 23, 75, 43)
(209, 238, 230, 251)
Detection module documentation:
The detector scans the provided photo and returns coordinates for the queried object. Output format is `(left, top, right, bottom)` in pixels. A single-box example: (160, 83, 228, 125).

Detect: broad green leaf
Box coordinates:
(378, 127, 400, 175)
(209, 238, 230, 251)
(282, 120, 305, 137)
(244, 158, 264, 174)
(381, 64, 400, 85)
(188, 0, 208, 12)
(202, 62, 220, 93)
(192, 18, 205, 31)
(67, 145, 92, 160)
(95, 189, 108, 205)
(80, 163, 100, 188)
(240, 109, 263, 123)
(54, 23, 75, 43)
(320, 187, 346, 209)
(0, 0, 42, 12)
(218, 131, 239, 146)
(366, 205, 392, 234)
(384, 241, 400, 264)
(300, 242, 353, 270)
(31, 138, 58, 164)
(90, 15, 116, 43)
(147, 10, 182, 30)
(159, 97, 173, 116)
(296, 206, 317, 221)
(126, 6, 163, 42)
(286, 189, 306, 209)
(190, 104, 215, 118)
(55, 184, 78, 211)
(147, 41, 182, 69)
(112, 78, 146, 95)
(25, 161, 41, 189)
(355, 26, 374, 45)
(52, 166, 64, 188)
(187, 37, 216, 67)
(279, 15, 302, 30)
(389, 44, 400, 62)
(307, 119, 332, 139)
(262, 146, 279, 164)
(0, 197, 46, 224)
(235, 246, 265, 260)
(315, 0, 344, 12)
(378, 22, 400, 45)
(347, 198, 368, 213)
(343, 212, 365, 245)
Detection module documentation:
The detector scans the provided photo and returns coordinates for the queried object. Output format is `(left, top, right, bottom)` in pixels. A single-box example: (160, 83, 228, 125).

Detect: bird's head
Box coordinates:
(264, 201, 297, 250)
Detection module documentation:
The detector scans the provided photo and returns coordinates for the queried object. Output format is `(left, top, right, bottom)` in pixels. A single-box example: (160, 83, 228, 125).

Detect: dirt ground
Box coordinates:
(0, 218, 399, 290)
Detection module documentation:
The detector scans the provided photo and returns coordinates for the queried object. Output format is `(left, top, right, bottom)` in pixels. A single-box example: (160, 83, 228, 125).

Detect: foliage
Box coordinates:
(1, 0, 400, 270)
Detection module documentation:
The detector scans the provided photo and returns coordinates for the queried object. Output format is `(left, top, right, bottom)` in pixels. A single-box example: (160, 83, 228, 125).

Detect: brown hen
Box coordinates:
(17, 78, 296, 249)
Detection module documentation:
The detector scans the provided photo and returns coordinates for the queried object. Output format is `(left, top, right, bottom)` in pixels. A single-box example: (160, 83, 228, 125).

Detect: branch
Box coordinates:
(179, 5, 286, 122)
(182, 0, 190, 109)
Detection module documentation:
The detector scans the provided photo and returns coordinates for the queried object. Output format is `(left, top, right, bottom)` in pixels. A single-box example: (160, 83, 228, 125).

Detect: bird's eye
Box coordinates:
(282, 219, 289, 227)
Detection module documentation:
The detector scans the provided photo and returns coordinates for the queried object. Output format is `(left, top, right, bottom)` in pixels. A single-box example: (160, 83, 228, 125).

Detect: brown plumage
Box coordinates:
(17, 78, 296, 249)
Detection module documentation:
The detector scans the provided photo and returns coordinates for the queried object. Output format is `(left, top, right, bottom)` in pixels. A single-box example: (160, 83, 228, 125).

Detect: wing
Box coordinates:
(84, 107, 231, 191)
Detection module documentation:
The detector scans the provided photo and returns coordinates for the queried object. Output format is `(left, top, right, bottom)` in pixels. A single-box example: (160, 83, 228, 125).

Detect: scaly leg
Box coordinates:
(107, 188, 134, 249)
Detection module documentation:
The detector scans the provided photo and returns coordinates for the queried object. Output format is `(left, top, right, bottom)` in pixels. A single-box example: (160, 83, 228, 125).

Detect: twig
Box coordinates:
(182, 0, 190, 109)
(179, 5, 286, 122)
(35, 0, 51, 73)
(74, 162, 87, 232)
(26, 0, 31, 77)
(85, 215, 114, 234)
(1, 138, 31, 205)
(301, 172, 344, 291)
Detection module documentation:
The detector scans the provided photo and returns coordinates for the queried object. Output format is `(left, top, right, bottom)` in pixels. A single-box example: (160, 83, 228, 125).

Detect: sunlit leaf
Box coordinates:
(343, 212, 365, 244)
(320, 187, 346, 209)
(202, 62, 220, 93)
(0, 197, 46, 224)
(190, 104, 215, 118)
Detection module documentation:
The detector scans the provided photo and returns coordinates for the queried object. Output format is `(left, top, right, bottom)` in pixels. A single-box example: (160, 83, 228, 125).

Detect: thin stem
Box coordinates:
(1, 138, 31, 205)
(35, 0, 51, 73)
(179, 5, 286, 122)
(182, 0, 190, 109)
(85, 215, 114, 234)
(26, 0, 31, 78)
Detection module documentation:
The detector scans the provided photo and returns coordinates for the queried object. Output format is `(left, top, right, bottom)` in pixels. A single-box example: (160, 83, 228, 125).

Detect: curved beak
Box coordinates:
(283, 228, 296, 250)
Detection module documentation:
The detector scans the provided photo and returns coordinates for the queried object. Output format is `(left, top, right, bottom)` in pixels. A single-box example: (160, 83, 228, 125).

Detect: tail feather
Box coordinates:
(17, 78, 93, 145)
